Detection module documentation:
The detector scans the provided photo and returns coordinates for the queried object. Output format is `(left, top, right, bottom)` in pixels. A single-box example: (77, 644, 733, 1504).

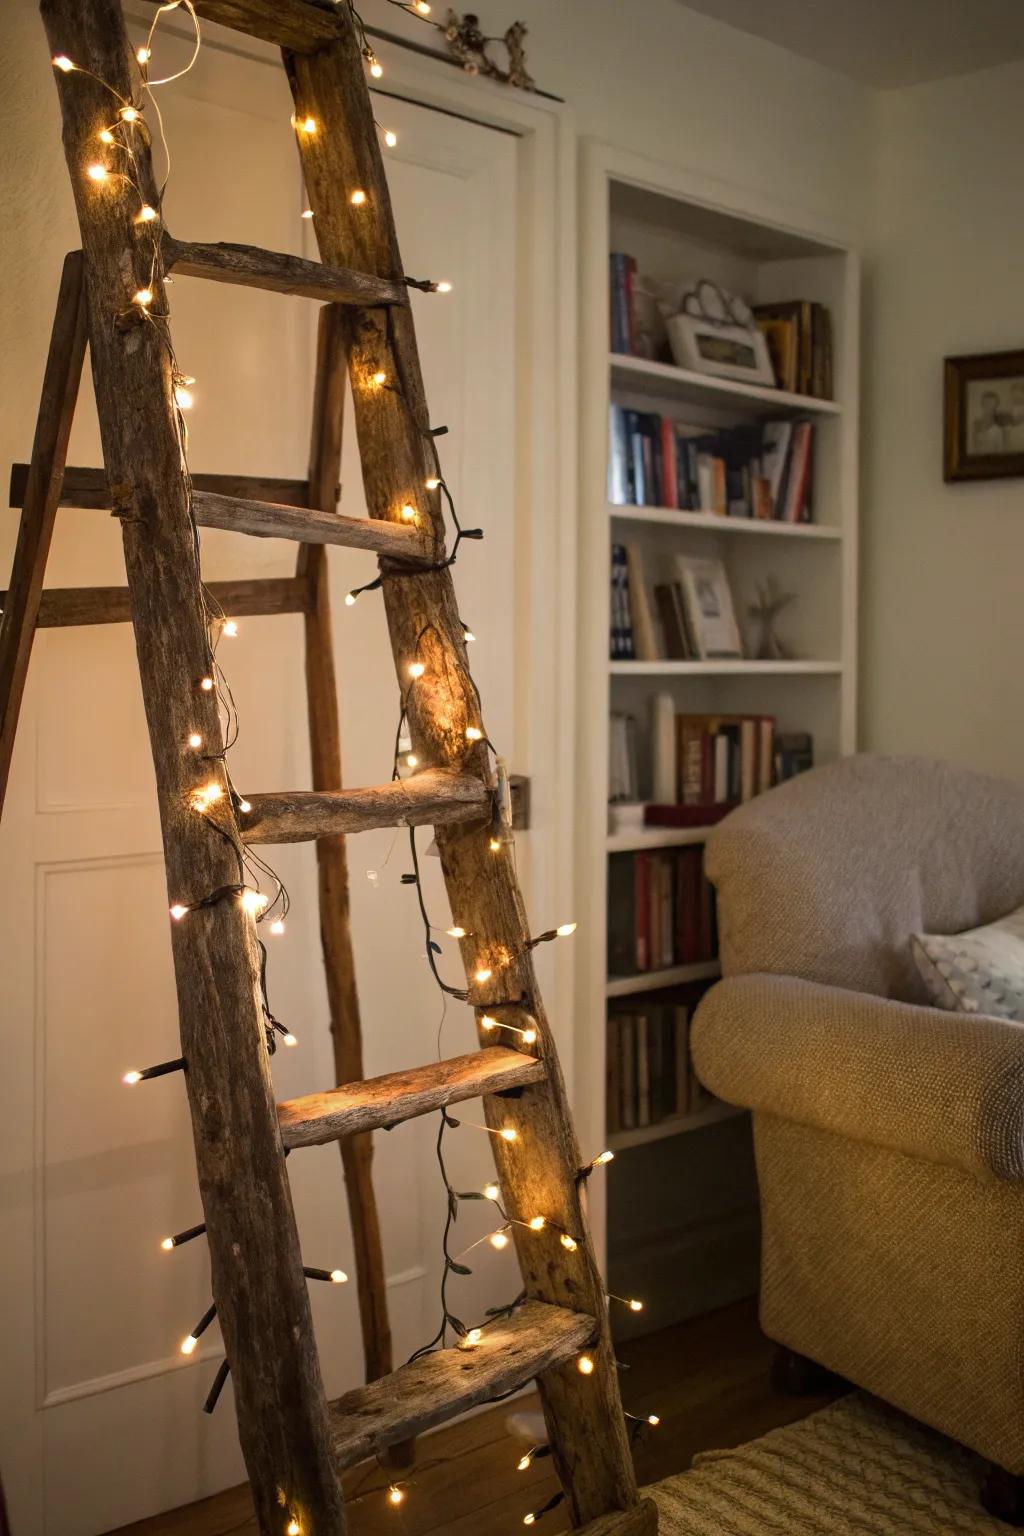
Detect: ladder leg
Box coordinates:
(301, 306, 402, 1433)
(42, 4, 347, 1529)
(285, 21, 642, 1528)
(0, 249, 87, 816)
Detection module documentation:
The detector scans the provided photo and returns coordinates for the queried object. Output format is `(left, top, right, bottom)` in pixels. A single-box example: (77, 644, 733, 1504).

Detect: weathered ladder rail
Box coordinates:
(26, 0, 657, 1531)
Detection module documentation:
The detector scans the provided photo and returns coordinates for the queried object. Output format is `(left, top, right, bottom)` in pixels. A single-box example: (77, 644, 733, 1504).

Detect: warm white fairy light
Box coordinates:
(406, 753, 418, 768)
(238, 798, 252, 814)
(384, 129, 398, 147)
(517, 1453, 533, 1471)
(52, 54, 75, 71)
(560, 1233, 578, 1252)
(647, 1414, 661, 1426)
(287, 1522, 301, 1536)
(474, 966, 492, 983)
(408, 661, 425, 679)
(387, 1486, 404, 1506)
(137, 203, 158, 222)
(577, 1354, 595, 1375)
(489, 1230, 510, 1250)
(122, 1070, 143, 1085)
(301, 208, 314, 219)
(459, 1327, 483, 1349)
(297, 115, 316, 134)
(489, 838, 502, 852)
(86, 163, 108, 182)
(222, 619, 238, 637)
(270, 919, 286, 936)
(483, 1181, 500, 1200)
(556, 922, 578, 938)
(174, 384, 194, 410)
(282, 1032, 298, 1048)
(350, 189, 367, 206)
(369, 58, 383, 78)
(120, 105, 140, 122)
(160, 1236, 175, 1251)
(400, 504, 417, 522)
(187, 732, 202, 749)
(465, 726, 483, 741)
(415, 1, 431, 11)
(436, 281, 453, 294)
(447, 925, 466, 938)
(500, 1127, 517, 1142)
(199, 676, 214, 691)
(137, 45, 151, 63)
(99, 129, 115, 145)
(133, 288, 154, 307)
(240, 889, 269, 916)
(169, 903, 188, 921)
(593, 1149, 614, 1166)
(372, 369, 387, 386)
(344, 592, 356, 606)
(425, 476, 441, 490)
(528, 1215, 545, 1231)
(330, 1269, 347, 1284)
(180, 1333, 198, 1355)
(463, 628, 476, 643)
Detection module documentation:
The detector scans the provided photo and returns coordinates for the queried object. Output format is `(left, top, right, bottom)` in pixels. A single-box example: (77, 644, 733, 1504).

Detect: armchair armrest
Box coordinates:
(691, 973, 1024, 1181)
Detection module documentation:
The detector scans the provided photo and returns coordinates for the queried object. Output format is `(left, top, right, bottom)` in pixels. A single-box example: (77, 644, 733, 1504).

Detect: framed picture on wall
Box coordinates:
(944, 349, 1024, 482)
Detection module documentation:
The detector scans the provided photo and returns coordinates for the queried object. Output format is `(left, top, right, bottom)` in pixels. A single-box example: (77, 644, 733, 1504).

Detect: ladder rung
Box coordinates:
(177, 0, 342, 52)
(278, 1046, 546, 1148)
(8, 463, 312, 512)
(574, 1501, 660, 1536)
(328, 1301, 596, 1469)
(240, 768, 489, 845)
(192, 490, 432, 559)
(2, 577, 310, 629)
(163, 236, 408, 309)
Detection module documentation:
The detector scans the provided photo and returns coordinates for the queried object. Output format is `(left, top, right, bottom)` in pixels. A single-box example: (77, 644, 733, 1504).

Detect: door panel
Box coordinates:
(1, 20, 520, 1535)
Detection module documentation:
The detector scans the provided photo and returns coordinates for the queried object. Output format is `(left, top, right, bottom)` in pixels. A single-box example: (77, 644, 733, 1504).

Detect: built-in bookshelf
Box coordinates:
(576, 143, 859, 1338)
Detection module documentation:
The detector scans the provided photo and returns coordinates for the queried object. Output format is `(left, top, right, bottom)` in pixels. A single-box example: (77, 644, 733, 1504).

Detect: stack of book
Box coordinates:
(609, 711, 640, 802)
(611, 546, 743, 662)
(608, 408, 814, 524)
(607, 847, 716, 977)
(753, 299, 833, 400)
(606, 982, 714, 1133)
(641, 713, 815, 825)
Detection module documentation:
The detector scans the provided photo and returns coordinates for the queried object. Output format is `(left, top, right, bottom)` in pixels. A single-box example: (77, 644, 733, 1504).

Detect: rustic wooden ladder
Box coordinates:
(15, 0, 658, 1531)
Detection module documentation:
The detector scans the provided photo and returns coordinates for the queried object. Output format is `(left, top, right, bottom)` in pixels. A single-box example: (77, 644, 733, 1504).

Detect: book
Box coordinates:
(608, 712, 639, 803)
(753, 298, 834, 402)
(606, 849, 718, 976)
(624, 545, 659, 661)
(674, 555, 743, 660)
(605, 979, 718, 1132)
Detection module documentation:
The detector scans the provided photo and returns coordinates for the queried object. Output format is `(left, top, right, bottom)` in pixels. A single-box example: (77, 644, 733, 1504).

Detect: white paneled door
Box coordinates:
(0, 17, 543, 1533)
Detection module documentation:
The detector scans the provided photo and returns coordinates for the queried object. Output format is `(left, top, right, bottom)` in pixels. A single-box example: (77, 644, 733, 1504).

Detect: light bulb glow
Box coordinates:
(647, 1414, 661, 1426)
(384, 129, 398, 147)
(169, 904, 188, 921)
(425, 476, 441, 490)
(466, 726, 483, 741)
(400, 504, 416, 522)
(161, 1237, 175, 1251)
(99, 128, 115, 144)
(406, 753, 418, 768)
(415, 1, 431, 11)
(483, 1182, 500, 1200)
(200, 676, 214, 691)
(436, 280, 453, 293)
(560, 1233, 578, 1252)
(388, 1486, 404, 1506)
(372, 370, 387, 385)
(594, 1150, 614, 1166)
(577, 1355, 595, 1375)
(500, 1127, 518, 1143)
(122, 1070, 142, 1085)
(120, 105, 140, 122)
(270, 919, 285, 936)
(180, 1334, 198, 1356)
(283, 1033, 298, 1048)
(517, 1454, 532, 1471)
(474, 967, 492, 983)
(408, 661, 425, 679)
(222, 619, 238, 637)
(489, 838, 502, 852)
(524, 1517, 535, 1527)
(298, 116, 316, 134)
(137, 204, 158, 222)
(174, 385, 193, 410)
(287, 1521, 301, 1535)
(350, 189, 367, 206)
(301, 207, 314, 219)
(556, 922, 578, 938)
(630, 1299, 644, 1312)
(447, 926, 466, 938)
(330, 1269, 348, 1284)
(137, 46, 151, 63)
(528, 1216, 545, 1231)
(522, 1027, 538, 1044)
(187, 733, 202, 749)
(345, 592, 356, 606)
(133, 288, 154, 307)
(52, 55, 75, 71)
(238, 799, 252, 814)
(86, 163, 108, 182)
(463, 629, 476, 643)
(461, 1327, 483, 1347)
(370, 60, 383, 77)
(240, 888, 269, 915)
(489, 1230, 510, 1249)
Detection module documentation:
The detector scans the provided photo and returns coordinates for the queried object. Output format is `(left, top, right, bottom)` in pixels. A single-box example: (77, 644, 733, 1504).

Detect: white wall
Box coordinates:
(360, 0, 874, 236)
(860, 60, 1024, 776)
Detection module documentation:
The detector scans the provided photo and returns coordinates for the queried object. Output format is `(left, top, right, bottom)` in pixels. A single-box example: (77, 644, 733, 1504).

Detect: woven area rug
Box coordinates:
(648, 1392, 1005, 1534)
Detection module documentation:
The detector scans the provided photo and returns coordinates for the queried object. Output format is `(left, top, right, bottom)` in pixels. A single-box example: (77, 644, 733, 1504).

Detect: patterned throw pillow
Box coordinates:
(912, 904, 1024, 1020)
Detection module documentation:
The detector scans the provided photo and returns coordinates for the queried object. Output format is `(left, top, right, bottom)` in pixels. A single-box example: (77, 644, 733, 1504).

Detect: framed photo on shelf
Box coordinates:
(944, 348, 1024, 482)
(667, 311, 775, 387)
(675, 555, 743, 659)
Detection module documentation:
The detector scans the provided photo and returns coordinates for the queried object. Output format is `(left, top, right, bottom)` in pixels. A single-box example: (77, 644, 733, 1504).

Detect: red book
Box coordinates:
(660, 418, 678, 509)
(644, 802, 733, 829)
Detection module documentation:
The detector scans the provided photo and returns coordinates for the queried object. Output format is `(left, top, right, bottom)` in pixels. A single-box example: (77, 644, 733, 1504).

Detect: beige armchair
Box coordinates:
(691, 755, 1024, 1512)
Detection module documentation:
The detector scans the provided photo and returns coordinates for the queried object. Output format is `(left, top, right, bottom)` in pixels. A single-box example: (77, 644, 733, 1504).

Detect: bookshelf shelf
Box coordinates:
(609, 659, 842, 677)
(606, 826, 712, 853)
(609, 503, 842, 541)
(608, 1100, 746, 1153)
(577, 142, 859, 1324)
(606, 961, 720, 998)
(610, 352, 842, 417)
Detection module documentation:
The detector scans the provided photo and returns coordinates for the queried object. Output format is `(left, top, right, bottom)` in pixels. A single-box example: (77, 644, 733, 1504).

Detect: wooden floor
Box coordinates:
(107, 1299, 844, 1536)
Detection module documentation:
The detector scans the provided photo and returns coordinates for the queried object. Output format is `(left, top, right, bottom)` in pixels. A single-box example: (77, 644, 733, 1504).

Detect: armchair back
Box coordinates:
(705, 755, 1024, 1001)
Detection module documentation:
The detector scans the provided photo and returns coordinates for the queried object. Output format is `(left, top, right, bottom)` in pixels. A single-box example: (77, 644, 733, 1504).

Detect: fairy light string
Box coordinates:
(55, 7, 662, 1517)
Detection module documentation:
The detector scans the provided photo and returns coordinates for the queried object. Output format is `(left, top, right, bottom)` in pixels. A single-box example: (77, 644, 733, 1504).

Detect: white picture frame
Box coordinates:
(667, 311, 776, 387)
(675, 554, 744, 659)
